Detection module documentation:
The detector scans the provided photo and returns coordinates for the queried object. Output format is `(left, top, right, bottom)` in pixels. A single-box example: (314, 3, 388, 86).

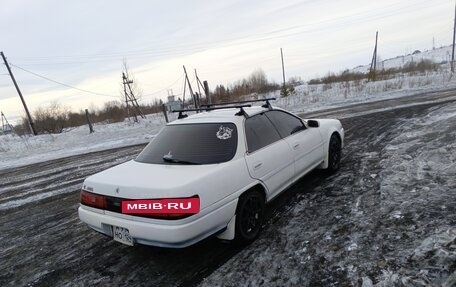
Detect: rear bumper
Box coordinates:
(78, 198, 238, 248)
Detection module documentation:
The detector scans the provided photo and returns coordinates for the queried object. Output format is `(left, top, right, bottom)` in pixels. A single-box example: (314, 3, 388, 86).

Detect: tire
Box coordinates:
(327, 133, 342, 174)
(234, 189, 265, 244)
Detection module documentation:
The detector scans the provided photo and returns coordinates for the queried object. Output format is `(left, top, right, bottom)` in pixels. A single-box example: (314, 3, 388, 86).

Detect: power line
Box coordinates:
(9, 62, 184, 101)
(142, 75, 184, 97)
(1, 52, 37, 135)
(7, 0, 448, 66)
(8, 63, 119, 98)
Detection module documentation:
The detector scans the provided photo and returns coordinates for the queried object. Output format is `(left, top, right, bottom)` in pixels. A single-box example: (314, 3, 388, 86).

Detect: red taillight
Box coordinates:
(80, 190, 106, 209)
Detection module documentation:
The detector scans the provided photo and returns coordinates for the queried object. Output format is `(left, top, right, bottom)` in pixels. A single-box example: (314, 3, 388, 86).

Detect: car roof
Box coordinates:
(168, 105, 272, 125)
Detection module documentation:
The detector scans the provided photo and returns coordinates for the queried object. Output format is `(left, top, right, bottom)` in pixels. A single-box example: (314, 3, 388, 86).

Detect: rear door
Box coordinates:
(265, 111, 324, 179)
(244, 113, 294, 200)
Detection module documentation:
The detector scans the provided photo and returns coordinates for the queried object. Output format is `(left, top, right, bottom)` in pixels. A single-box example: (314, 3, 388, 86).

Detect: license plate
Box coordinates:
(112, 225, 134, 246)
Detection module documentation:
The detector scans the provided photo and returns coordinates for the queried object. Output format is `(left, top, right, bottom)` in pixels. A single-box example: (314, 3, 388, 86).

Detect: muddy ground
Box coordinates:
(0, 91, 455, 286)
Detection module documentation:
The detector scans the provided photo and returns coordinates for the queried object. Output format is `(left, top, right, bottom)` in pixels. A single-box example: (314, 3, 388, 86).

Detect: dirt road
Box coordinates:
(1, 90, 455, 286)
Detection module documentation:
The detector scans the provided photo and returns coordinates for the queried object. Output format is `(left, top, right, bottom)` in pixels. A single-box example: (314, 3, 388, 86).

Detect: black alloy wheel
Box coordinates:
(234, 190, 265, 244)
(327, 133, 342, 173)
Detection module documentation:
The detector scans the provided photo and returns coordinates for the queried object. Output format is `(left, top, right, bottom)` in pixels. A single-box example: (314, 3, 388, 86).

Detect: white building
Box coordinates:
(166, 95, 183, 112)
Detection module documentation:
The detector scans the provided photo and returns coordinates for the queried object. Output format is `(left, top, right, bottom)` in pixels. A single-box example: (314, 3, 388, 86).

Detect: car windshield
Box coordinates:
(135, 123, 238, 165)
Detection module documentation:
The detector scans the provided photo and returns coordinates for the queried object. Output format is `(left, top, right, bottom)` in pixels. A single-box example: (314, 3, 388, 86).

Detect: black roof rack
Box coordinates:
(201, 98, 276, 110)
(172, 98, 276, 119)
(172, 104, 252, 119)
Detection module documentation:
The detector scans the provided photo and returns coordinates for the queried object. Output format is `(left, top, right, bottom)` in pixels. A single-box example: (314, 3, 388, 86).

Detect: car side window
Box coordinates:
(265, 110, 305, 138)
(245, 113, 281, 153)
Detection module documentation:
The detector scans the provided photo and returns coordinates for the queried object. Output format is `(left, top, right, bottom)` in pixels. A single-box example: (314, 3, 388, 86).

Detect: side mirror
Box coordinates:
(307, 120, 319, 128)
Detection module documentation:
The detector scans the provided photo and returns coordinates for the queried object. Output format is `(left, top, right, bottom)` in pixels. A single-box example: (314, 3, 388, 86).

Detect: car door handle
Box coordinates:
(253, 162, 263, 170)
(293, 143, 300, 150)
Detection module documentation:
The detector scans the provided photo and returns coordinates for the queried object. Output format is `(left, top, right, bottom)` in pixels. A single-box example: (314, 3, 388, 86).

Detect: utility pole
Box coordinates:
(161, 104, 169, 123)
(195, 69, 209, 106)
(280, 48, 286, 87)
(122, 72, 145, 122)
(123, 73, 131, 120)
(194, 69, 203, 98)
(203, 80, 211, 104)
(373, 31, 378, 76)
(452, 1, 456, 72)
(182, 74, 187, 107)
(1, 111, 13, 133)
(85, 109, 94, 134)
(369, 31, 379, 81)
(280, 48, 289, 97)
(183, 65, 197, 109)
(1, 51, 37, 135)
(125, 76, 145, 119)
(195, 70, 211, 104)
(195, 69, 203, 106)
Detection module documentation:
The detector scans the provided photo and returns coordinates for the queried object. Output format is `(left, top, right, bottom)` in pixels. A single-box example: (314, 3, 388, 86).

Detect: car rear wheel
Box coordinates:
(327, 133, 342, 174)
(234, 190, 265, 244)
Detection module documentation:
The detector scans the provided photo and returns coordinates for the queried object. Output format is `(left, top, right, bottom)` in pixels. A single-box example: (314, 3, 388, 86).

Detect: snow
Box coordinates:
(199, 100, 456, 287)
(0, 114, 170, 171)
(0, 181, 80, 210)
(1, 46, 456, 171)
(353, 45, 452, 73)
(1, 70, 455, 171)
(270, 70, 456, 115)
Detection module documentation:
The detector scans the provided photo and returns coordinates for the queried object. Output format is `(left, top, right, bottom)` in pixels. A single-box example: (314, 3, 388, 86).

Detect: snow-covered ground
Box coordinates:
(1, 46, 455, 171)
(353, 45, 452, 73)
(1, 72, 455, 171)
(1, 86, 454, 287)
(0, 114, 171, 170)
(250, 47, 456, 114)
(200, 100, 456, 287)
(272, 70, 456, 115)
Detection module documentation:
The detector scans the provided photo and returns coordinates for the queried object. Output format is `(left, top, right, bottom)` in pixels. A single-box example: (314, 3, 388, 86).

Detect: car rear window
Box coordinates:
(135, 123, 237, 165)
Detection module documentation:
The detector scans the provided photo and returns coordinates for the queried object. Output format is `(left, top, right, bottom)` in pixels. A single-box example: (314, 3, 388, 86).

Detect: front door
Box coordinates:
(264, 111, 324, 179)
(244, 113, 294, 200)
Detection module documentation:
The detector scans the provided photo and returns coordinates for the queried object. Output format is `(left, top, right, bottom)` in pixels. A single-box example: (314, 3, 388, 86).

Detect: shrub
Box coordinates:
(308, 59, 441, 85)
(211, 69, 279, 103)
(33, 102, 70, 134)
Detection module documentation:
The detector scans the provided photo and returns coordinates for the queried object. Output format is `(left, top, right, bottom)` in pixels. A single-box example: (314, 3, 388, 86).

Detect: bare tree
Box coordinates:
(33, 101, 70, 133)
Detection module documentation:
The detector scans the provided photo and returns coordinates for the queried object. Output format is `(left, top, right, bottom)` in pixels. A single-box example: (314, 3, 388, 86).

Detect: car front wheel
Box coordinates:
(234, 190, 265, 244)
(327, 133, 342, 173)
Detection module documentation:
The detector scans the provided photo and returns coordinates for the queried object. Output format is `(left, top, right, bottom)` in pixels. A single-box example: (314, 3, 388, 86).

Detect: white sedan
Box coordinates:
(78, 99, 344, 248)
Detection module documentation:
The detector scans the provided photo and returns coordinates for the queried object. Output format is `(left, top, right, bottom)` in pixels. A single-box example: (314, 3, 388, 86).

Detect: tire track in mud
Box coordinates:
(0, 144, 144, 189)
(0, 145, 144, 210)
(1, 93, 456, 287)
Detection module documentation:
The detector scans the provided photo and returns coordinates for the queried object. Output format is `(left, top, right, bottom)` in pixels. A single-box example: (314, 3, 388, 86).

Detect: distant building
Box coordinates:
(165, 95, 183, 112)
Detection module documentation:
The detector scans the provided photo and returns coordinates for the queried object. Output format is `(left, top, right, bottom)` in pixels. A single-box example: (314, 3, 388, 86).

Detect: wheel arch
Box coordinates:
(240, 183, 267, 202)
(216, 181, 267, 241)
(319, 129, 343, 169)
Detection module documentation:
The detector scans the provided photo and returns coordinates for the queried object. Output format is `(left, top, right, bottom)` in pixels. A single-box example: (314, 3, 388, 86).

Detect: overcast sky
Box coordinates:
(0, 0, 453, 123)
